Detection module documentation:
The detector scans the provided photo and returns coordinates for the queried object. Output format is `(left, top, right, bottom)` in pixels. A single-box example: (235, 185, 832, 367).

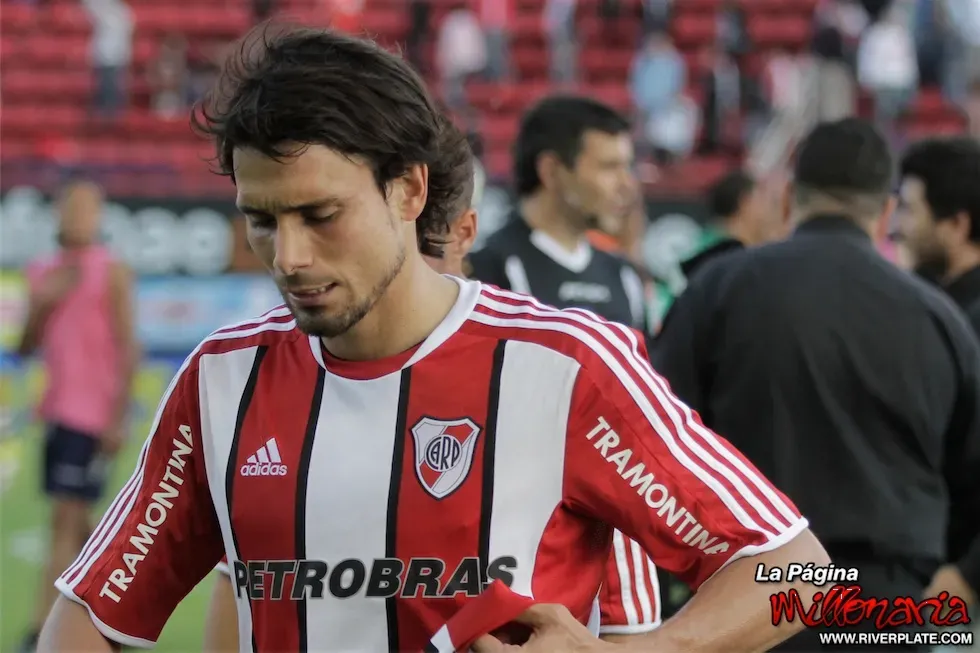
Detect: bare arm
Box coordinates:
(38, 596, 121, 653)
(608, 530, 827, 653)
(107, 261, 140, 429)
(17, 296, 54, 357)
(203, 571, 240, 653)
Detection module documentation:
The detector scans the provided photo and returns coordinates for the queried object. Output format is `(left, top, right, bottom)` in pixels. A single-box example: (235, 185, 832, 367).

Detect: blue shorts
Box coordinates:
(43, 423, 109, 503)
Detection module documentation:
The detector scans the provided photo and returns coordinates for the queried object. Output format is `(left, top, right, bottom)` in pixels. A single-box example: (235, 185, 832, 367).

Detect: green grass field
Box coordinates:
(0, 427, 218, 651)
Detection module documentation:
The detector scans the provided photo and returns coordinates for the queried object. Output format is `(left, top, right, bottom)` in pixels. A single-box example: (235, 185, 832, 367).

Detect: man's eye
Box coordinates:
(246, 216, 275, 230)
(309, 213, 337, 224)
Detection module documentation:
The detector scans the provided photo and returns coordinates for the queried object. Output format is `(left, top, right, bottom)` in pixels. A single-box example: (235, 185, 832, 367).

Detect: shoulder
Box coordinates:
(479, 220, 530, 255)
(466, 284, 646, 382)
(184, 305, 303, 373)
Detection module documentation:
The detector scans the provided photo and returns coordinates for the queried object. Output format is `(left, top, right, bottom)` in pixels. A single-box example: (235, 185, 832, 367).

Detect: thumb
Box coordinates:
(511, 604, 566, 628)
(471, 633, 508, 652)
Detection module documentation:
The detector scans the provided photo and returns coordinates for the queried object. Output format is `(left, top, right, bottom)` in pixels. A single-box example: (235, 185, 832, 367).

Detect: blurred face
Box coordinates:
(742, 183, 788, 245)
(553, 130, 636, 233)
(236, 144, 424, 338)
(58, 182, 103, 248)
(898, 177, 948, 275)
(422, 208, 478, 276)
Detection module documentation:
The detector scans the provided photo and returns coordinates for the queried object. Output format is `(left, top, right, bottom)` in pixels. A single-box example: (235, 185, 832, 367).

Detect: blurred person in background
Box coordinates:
(479, 0, 513, 82)
(148, 33, 190, 120)
(650, 170, 785, 337)
(545, 0, 578, 85)
(328, 0, 364, 34)
(761, 47, 808, 122)
(640, 0, 673, 34)
(653, 118, 980, 651)
(407, 0, 432, 73)
(468, 95, 649, 334)
(811, 1, 858, 121)
(897, 137, 980, 622)
(81, 0, 133, 119)
(698, 44, 741, 155)
(857, 0, 918, 140)
(436, 2, 486, 125)
(939, 0, 980, 105)
(630, 31, 691, 163)
(16, 180, 138, 653)
(966, 78, 980, 137)
(717, 0, 750, 62)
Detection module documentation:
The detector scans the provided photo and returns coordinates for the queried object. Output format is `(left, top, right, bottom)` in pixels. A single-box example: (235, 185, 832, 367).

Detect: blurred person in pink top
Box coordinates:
(16, 179, 138, 653)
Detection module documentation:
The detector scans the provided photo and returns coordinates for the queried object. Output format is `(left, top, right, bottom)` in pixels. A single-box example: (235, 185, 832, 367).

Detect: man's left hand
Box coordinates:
(925, 564, 977, 606)
(470, 604, 616, 653)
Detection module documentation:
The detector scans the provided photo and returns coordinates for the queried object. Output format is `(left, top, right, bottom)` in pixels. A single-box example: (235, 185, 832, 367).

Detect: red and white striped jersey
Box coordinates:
(56, 278, 807, 651)
(214, 538, 662, 636)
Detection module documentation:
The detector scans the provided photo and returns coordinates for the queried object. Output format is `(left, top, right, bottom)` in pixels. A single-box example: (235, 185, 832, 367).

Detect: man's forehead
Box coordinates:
(579, 130, 632, 159)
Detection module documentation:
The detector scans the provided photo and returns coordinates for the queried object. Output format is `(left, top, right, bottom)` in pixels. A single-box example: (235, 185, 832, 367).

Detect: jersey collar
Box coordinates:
(307, 276, 482, 379)
(529, 229, 593, 273)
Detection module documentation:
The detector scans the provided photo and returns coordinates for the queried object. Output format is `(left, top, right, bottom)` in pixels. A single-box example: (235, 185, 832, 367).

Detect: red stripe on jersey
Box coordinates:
(389, 335, 505, 651)
(473, 287, 800, 536)
(227, 341, 325, 652)
(61, 317, 298, 587)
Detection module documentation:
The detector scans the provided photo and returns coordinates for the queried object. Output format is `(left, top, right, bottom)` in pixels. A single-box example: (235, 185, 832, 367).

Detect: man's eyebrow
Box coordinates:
(237, 197, 344, 215)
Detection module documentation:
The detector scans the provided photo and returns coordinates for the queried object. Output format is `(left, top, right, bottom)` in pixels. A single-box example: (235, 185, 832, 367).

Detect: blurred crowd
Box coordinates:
(49, 0, 980, 170)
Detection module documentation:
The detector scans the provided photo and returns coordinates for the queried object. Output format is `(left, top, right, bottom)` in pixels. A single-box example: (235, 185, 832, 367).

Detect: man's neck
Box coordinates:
(722, 216, 754, 246)
(520, 194, 586, 252)
(321, 258, 459, 362)
(946, 246, 980, 283)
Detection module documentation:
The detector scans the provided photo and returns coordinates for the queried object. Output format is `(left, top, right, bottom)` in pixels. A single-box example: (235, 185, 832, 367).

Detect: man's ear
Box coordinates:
(452, 209, 479, 259)
(390, 163, 429, 224)
(536, 152, 562, 192)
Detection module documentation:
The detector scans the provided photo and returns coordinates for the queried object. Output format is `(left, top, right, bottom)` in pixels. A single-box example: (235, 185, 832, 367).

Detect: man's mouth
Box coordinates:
(286, 283, 338, 307)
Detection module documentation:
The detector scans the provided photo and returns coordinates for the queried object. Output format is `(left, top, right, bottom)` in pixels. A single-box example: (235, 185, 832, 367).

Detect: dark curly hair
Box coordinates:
(193, 24, 464, 257)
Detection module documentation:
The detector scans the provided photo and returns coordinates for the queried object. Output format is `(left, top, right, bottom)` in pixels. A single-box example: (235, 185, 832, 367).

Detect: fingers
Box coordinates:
(512, 603, 574, 628)
(471, 634, 508, 652)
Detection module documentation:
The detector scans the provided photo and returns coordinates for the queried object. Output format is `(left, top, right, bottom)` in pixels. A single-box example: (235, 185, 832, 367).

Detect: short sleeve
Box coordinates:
(54, 355, 224, 648)
(598, 531, 662, 635)
(563, 326, 809, 589)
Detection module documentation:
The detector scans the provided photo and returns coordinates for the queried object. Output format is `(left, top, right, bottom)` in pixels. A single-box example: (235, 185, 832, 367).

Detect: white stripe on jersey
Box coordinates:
(612, 530, 639, 626)
(61, 315, 297, 589)
(488, 340, 575, 598)
(628, 536, 655, 625)
(478, 285, 799, 534)
(200, 345, 265, 648)
(303, 372, 403, 651)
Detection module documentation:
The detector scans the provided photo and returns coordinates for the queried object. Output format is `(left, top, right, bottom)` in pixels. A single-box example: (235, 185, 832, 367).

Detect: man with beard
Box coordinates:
(468, 95, 651, 336)
(201, 134, 666, 651)
(897, 136, 980, 610)
(40, 27, 826, 653)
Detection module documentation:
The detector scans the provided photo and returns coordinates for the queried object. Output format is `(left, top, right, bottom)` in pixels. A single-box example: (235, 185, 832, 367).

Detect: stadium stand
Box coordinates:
(0, 0, 970, 197)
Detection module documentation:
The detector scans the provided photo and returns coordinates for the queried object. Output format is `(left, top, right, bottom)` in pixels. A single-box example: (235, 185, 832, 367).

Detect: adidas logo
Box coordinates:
(240, 438, 288, 477)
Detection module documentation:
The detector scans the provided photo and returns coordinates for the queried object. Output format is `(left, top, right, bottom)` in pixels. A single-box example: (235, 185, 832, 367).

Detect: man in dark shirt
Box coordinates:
(897, 136, 980, 607)
(653, 118, 980, 649)
(468, 95, 650, 334)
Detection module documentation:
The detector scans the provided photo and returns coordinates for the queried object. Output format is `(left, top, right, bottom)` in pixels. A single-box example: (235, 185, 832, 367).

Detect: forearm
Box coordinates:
(110, 344, 139, 426)
(39, 596, 120, 652)
(618, 530, 829, 653)
(17, 303, 53, 357)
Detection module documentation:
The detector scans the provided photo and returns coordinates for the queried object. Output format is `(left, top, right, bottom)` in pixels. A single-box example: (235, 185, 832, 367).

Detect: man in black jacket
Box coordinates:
(653, 118, 980, 650)
(898, 136, 980, 607)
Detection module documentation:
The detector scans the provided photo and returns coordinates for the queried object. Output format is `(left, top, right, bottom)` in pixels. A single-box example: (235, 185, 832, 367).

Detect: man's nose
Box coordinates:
(273, 223, 314, 275)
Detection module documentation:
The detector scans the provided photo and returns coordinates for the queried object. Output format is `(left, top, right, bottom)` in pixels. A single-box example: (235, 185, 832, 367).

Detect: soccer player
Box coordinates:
(467, 96, 652, 336)
(41, 27, 827, 653)
(201, 131, 665, 651)
(17, 180, 138, 653)
(897, 136, 980, 606)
